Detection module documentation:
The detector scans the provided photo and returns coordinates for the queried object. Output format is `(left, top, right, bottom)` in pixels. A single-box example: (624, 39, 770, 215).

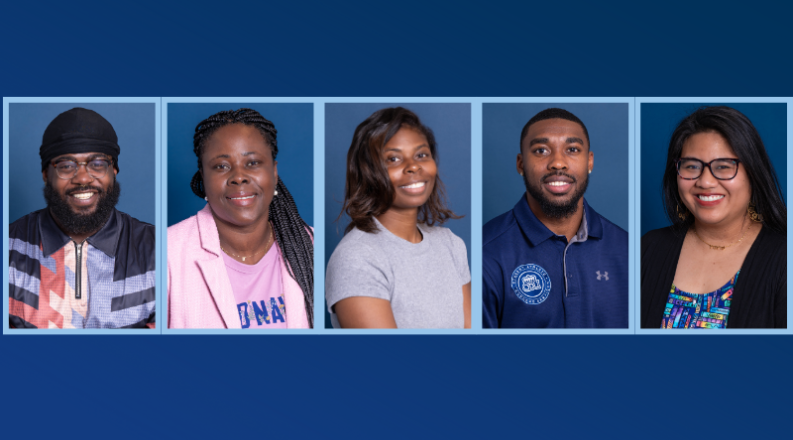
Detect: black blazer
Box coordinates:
(641, 226, 786, 329)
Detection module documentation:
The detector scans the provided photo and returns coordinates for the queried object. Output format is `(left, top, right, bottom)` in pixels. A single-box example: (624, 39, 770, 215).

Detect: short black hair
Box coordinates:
(662, 106, 786, 234)
(520, 108, 590, 149)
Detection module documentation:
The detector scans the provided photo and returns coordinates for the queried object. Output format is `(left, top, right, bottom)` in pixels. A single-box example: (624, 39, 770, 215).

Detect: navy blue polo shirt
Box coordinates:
(483, 196, 628, 328)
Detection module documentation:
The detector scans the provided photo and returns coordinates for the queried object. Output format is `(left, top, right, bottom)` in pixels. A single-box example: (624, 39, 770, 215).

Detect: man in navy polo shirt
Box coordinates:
(483, 108, 628, 328)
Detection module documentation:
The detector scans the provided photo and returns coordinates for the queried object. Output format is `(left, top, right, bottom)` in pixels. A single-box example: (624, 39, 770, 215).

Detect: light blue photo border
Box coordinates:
(635, 97, 791, 335)
(3, 97, 162, 335)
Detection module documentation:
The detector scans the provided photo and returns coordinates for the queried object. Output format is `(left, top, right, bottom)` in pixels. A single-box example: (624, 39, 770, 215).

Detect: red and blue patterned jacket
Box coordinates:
(9, 208, 155, 329)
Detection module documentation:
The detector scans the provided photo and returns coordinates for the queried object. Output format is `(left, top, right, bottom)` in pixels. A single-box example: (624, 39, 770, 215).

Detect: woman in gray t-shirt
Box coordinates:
(326, 107, 471, 329)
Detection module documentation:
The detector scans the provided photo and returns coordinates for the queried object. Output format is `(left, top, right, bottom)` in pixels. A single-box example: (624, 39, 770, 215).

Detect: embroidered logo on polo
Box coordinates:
(511, 264, 551, 305)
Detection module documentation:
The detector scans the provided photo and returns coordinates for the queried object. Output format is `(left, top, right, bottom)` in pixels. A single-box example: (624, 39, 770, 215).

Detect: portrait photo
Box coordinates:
(166, 103, 314, 330)
(324, 103, 471, 329)
(7, 102, 156, 329)
(482, 102, 630, 329)
(640, 102, 787, 329)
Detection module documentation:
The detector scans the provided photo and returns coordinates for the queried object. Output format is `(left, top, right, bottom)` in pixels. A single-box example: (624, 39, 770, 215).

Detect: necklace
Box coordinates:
(691, 223, 750, 251)
(220, 224, 274, 262)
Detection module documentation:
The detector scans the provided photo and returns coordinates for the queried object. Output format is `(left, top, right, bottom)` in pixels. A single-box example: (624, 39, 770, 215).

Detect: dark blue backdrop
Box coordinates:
(483, 103, 629, 230)
(2, 2, 793, 439)
(324, 103, 471, 328)
(641, 103, 787, 235)
(8, 103, 156, 225)
(166, 103, 313, 227)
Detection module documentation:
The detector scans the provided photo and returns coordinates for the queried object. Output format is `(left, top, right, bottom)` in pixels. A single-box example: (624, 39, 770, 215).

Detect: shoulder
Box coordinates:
(328, 228, 386, 267)
(483, 209, 518, 248)
(641, 225, 679, 247)
(422, 224, 465, 248)
(168, 213, 200, 239)
(9, 210, 43, 239)
(116, 210, 155, 238)
(591, 209, 628, 239)
(753, 227, 786, 258)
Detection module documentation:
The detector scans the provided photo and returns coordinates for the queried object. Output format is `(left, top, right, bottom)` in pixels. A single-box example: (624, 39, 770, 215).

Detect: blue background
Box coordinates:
(2, 2, 793, 439)
(8, 103, 156, 225)
(483, 103, 629, 230)
(325, 103, 471, 328)
(641, 103, 787, 235)
(166, 103, 313, 226)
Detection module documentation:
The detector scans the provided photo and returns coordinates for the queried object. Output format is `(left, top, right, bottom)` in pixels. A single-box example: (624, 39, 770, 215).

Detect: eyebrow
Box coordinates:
(383, 143, 429, 153)
(528, 137, 584, 146)
(210, 151, 260, 160)
(53, 153, 111, 162)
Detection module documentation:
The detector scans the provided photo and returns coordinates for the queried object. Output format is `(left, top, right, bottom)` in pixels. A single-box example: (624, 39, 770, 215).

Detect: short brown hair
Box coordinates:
(341, 107, 460, 234)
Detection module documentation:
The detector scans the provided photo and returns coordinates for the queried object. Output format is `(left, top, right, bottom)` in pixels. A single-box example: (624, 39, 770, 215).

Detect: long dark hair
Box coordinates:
(341, 107, 460, 234)
(191, 108, 314, 327)
(662, 106, 786, 234)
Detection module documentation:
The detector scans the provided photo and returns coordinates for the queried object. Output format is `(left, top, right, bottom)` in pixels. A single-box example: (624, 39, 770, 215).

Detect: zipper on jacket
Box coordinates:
(74, 241, 83, 300)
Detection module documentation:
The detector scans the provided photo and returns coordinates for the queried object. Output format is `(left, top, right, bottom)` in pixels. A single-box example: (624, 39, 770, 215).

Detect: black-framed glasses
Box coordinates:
(676, 157, 741, 180)
(51, 158, 113, 180)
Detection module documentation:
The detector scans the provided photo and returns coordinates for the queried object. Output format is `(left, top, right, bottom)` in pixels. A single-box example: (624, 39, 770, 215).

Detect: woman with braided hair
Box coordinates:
(168, 108, 314, 329)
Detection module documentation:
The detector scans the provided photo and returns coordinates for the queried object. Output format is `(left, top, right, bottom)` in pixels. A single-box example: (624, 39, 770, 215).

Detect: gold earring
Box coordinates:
(748, 203, 763, 223)
(677, 204, 688, 220)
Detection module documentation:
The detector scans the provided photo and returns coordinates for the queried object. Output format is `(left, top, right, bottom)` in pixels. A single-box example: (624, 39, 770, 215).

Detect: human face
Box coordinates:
(43, 152, 118, 216)
(382, 127, 437, 212)
(201, 124, 278, 227)
(678, 131, 751, 226)
(518, 118, 593, 218)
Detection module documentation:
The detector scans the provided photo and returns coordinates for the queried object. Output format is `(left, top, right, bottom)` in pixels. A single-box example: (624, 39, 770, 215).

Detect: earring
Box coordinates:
(588, 170, 592, 174)
(204, 197, 208, 201)
(519, 171, 523, 176)
(748, 203, 763, 223)
(274, 190, 278, 196)
(677, 204, 688, 220)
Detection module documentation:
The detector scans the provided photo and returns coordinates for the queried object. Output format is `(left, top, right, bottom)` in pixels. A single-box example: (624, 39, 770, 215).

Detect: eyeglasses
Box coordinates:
(676, 158, 741, 180)
(51, 158, 113, 180)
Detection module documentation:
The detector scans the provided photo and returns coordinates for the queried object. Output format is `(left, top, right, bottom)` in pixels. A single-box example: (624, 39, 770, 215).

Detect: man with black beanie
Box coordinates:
(8, 107, 156, 329)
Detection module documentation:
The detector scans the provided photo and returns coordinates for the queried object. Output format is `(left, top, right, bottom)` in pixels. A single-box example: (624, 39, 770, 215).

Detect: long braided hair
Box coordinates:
(190, 108, 314, 327)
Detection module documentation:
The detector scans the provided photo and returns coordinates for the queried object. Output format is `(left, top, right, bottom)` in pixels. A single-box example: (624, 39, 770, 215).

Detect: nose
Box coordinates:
(404, 157, 421, 174)
(696, 164, 718, 187)
(229, 168, 249, 185)
(71, 163, 95, 184)
(548, 148, 567, 171)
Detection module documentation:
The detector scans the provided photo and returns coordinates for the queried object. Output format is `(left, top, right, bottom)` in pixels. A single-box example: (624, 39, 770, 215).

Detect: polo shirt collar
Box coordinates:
(513, 194, 603, 245)
(39, 208, 120, 258)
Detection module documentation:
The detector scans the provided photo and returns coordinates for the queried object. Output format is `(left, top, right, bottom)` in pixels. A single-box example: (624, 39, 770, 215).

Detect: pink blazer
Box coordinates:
(167, 204, 311, 329)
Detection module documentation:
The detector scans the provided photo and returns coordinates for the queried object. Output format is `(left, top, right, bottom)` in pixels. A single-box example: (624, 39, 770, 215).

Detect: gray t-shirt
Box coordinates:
(326, 218, 471, 329)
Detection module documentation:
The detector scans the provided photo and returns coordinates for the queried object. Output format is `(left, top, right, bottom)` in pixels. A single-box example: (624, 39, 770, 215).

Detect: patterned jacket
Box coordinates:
(9, 208, 156, 329)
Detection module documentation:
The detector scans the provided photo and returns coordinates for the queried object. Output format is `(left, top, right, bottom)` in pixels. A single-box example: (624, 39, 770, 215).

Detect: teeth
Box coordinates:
(72, 193, 94, 200)
(230, 195, 255, 200)
(698, 195, 724, 202)
(547, 181, 569, 186)
(401, 182, 425, 189)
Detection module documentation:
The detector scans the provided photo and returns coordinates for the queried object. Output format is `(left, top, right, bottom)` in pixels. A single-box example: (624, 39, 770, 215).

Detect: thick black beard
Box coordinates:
(524, 172, 588, 219)
(44, 180, 121, 236)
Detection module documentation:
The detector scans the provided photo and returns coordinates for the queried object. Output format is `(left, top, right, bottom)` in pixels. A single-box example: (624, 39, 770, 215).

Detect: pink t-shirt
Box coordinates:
(222, 243, 287, 329)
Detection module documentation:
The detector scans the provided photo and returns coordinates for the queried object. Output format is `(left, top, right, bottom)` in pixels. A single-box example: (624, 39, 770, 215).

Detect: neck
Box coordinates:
(211, 208, 272, 255)
(49, 208, 101, 244)
(376, 208, 422, 243)
(526, 194, 585, 242)
(692, 213, 750, 244)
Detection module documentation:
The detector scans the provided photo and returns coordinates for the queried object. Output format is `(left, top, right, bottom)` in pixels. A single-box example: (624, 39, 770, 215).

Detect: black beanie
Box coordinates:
(40, 107, 121, 172)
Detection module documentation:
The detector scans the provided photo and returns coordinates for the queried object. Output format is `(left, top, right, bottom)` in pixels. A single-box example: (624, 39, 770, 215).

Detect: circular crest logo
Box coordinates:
(510, 264, 551, 305)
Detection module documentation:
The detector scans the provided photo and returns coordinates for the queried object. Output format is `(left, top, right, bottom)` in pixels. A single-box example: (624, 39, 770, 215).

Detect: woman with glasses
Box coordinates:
(641, 106, 787, 328)
(168, 108, 314, 329)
